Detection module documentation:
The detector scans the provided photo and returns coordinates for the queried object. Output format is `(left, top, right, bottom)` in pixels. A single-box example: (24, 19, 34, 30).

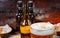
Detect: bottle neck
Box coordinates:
(23, 4, 30, 20)
(22, 9, 31, 25)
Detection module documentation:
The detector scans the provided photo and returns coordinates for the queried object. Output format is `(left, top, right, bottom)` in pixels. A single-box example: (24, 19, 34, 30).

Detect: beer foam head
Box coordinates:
(31, 22, 54, 30)
(30, 22, 55, 36)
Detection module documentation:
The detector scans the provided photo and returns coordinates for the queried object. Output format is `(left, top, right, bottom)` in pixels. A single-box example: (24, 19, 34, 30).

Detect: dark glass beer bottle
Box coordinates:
(16, 0, 23, 31)
(20, 5, 31, 38)
(27, 0, 35, 23)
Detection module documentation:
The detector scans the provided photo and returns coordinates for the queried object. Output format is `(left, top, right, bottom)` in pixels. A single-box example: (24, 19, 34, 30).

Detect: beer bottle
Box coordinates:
(20, 5, 31, 38)
(16, 0, 23, 31)
(27, 0, 35, 23)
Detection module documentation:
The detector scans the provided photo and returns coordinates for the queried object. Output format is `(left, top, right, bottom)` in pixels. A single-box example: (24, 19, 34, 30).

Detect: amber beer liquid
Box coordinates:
(20, 25, 30, 38)
(30, 22, 55, 38)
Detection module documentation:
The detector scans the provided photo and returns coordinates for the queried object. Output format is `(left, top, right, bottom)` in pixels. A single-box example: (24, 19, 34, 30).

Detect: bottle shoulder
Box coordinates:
(20, 19, 31, 26)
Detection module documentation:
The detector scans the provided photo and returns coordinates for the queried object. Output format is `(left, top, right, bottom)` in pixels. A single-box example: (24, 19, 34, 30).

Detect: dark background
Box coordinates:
(0, 0, 60, 28)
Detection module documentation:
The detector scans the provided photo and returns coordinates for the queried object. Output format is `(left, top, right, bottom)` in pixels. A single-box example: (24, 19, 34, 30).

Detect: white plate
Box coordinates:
(0, 27, 12, 34)
(0, 24, 12, 34)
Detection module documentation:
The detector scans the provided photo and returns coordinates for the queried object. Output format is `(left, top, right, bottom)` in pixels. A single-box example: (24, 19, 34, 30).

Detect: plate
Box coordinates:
(0, 24, 12, 34)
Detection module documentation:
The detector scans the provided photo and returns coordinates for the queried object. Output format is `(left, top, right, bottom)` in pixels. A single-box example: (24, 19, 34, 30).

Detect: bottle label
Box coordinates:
(20, 26, 30, 34)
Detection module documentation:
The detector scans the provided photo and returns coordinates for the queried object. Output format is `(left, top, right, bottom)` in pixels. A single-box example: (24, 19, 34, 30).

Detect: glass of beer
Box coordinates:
(30, 22, 55, 38)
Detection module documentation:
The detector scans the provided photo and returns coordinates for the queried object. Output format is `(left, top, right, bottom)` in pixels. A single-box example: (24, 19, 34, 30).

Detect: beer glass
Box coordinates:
(30, 22, 55, 38)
